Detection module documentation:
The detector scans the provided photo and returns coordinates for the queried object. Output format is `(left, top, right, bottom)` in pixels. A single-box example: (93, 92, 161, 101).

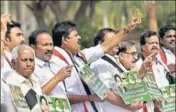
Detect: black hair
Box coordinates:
(117, 40, 135, 55)
(140, 30, 157, 46)
(52, 20, 77, 47)
(29, 29, 49, 46)
(94, 28, 116, 46)
(5, 21, 21, 41)
(159, 24, 176, 39)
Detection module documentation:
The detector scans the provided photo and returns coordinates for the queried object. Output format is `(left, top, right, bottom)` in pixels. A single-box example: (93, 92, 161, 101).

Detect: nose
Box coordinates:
(171, 36, 175, 41)
(78, 35, 81, 39)
(26, 60, 32, 67)
(47, 45, 53, 51)
(20, 36, 25, 43)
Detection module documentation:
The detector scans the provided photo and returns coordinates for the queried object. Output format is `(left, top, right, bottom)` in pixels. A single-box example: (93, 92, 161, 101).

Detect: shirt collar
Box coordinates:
(4, 50, 12, 60)
(35, 56, 55, 67)
(162, 47, 174, 54)
(105, 54, 116, 62)
(13, 71, 39, 85)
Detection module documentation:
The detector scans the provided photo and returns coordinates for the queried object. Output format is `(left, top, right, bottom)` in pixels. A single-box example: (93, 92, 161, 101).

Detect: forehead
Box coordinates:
(36, 33, 53, 43)
(18, 48, 34, 58)
(10, 27, 23, 34)
(146, 35, 159, 43)
(104, 32, 115, 38)
(126, 45, 136, 52)
(165, 30, 175, 35)
(69, 30, 78, 36)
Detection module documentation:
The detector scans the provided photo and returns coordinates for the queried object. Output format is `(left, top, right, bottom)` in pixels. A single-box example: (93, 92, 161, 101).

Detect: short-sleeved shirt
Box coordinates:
(5, 70, 42, 112)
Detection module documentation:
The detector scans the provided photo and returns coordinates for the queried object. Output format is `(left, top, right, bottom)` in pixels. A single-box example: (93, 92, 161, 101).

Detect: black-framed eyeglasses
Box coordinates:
(123, 52, 138, 58)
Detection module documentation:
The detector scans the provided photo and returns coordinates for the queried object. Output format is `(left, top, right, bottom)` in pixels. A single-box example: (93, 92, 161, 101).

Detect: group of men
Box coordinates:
(1, 11, 175, 112)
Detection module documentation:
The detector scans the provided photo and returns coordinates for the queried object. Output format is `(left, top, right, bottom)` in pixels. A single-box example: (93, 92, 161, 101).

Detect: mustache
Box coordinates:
(45, 50, 53, 55)
(151, 47, 158, 50)
(169, 41, 175, 44)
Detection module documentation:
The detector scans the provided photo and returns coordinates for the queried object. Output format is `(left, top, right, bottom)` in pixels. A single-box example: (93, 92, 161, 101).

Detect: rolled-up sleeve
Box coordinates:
(81, 44, 104, 64)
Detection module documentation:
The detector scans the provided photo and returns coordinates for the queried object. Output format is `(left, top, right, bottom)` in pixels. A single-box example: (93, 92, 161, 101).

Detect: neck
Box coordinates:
(4, 47, 11, 53)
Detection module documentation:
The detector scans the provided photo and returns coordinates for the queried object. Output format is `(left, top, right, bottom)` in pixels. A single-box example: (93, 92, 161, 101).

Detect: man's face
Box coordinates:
(142, 35, 159, 57)
(13, 48, 35, 79)
(120, 45, 137, 70)
(35, 33, 53, 61)
(160, 30, 175, 49)
(5, 27, 24, 51)
(64, 30, 81, 54)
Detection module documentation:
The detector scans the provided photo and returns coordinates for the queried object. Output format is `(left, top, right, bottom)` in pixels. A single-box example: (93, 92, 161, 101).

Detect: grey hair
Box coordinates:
(11, 44, 35, 60)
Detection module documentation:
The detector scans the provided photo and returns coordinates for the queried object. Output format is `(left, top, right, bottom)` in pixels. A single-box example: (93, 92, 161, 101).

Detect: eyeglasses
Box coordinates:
(123, 52, 138, 58)
(165, 35, 176, 38)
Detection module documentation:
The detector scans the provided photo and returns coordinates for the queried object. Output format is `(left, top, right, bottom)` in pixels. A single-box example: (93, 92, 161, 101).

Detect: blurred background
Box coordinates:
(1, 1, 175, 49)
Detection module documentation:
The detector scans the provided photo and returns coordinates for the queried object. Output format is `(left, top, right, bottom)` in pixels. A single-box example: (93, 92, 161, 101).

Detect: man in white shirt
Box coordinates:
(4, 44, 43, 112)
(2, 18, 25, 75)
(1, 13, 17, 112)
(51, 11, 141, 112)
(90, 28, 143, 112)
(139, 30, 170, 112)
(28, 29, 72, 97)
(159, 25, 175, 82)
(159, 24, 175, 57)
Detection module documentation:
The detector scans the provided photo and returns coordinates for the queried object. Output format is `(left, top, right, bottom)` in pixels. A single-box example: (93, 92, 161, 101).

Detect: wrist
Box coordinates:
(123, 28, 130, 34)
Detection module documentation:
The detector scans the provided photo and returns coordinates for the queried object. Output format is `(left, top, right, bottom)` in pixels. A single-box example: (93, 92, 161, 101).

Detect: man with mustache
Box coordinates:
(159, 25, 176, 56)
(29, 29, 73, 98)
(51, 11, 141, 112)
(1, 13, 17, 112)
(3, 20, 25, 70)
(159, 25, 175, 81)
(139, 30, 171, 112)
(90, 27, 143, 112)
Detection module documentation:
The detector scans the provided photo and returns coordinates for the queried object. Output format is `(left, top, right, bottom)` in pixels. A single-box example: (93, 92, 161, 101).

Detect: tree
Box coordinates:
(26, 0, 47, 29)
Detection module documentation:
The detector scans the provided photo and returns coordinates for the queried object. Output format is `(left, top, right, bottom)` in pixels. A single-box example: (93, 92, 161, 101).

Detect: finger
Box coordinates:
(65, 65, 73, 69)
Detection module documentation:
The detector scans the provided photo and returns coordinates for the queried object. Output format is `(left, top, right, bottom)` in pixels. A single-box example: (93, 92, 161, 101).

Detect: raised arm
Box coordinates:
(101, 9, 142, 53)
(1, 13, 11, 39)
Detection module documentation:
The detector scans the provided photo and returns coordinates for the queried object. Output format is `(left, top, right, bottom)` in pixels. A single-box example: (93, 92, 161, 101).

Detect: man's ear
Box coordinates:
(31, 44, 36, 50)
(62, 36, 68, 45)
(141, 45, 145, 52)
(4, 37, 10, 46)
(159, 39, 164, 45)
(11, 59, 16, 69)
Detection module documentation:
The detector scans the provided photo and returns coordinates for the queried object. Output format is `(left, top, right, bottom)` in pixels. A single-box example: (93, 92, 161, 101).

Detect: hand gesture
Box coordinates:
(57, 65, 73, 80)
(1, 13, 11, 32)
(126, 9, 142, 31)
(139, 52, 157, 78)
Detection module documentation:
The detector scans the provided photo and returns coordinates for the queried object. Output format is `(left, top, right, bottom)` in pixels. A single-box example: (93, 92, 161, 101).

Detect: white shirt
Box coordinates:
(1, 70, 17, 112)
(153, 55, 169, 88)
(54, 45, 104, 112)
(137, 54, 170, 112)
(91, 54, 142, 112)
(2, 50, 13, 79)
(5, 70, 42, 112)
(162, 47, 175, 65)
(34, 56, 67, 97)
